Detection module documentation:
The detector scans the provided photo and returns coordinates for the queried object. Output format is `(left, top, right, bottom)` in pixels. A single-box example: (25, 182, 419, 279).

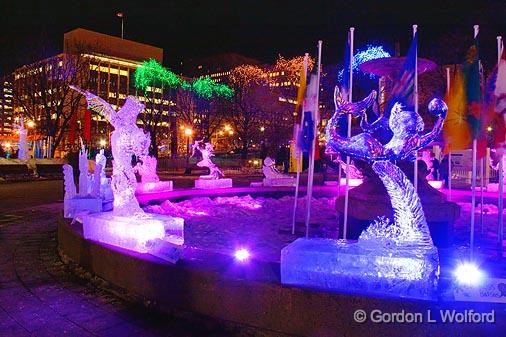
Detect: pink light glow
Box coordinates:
(339, 178, 363, 187)
(428, 180, 444, 190)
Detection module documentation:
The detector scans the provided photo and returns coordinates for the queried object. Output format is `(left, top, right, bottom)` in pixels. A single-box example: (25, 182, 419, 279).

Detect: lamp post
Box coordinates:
(116, 12, 124, 39)
(184, 127, 193, 175)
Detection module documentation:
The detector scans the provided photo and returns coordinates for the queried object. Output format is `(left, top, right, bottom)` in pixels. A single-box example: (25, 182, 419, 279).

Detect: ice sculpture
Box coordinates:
(191, 140, 232, 189)
(70, 85, 184, 260)
(281, 85, 447, 299)
(262, 157, 295, 186)
(488, 152, 506, 192)
(78, 142, 89, 196)
(13, 116, 29, 160)
(134, 155, 173, 194)
(62, 163, 102, 219)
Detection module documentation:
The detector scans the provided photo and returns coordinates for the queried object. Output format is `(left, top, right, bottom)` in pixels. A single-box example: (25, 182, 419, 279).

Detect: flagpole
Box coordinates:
(343, 27, 354, 240)
(292, 53, 309, 235)
(470, 24, 480, 260)
(413, 24, 419, 191)
(304, 41, 322, 238)
(480, 156, 484, 234)
(446, 66, 452, 200)
(497, 35, 504, 257)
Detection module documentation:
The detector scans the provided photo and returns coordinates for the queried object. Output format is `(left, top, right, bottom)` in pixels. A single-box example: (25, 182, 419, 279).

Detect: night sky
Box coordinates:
(2, 0, 506, 75)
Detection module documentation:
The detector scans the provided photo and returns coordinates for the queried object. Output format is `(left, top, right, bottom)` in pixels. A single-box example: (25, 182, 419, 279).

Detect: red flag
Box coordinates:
(83, 109, 92, 142)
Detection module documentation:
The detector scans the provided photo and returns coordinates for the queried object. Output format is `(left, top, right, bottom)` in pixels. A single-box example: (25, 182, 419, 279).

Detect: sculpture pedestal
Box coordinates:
(136, 181, 173, 194)
(281, 238, 439, 300)
(262, 177, 295, 187)
(195, 178, 232, 189)
(64, 197, 102, 219)
(82, 212, 184, 257)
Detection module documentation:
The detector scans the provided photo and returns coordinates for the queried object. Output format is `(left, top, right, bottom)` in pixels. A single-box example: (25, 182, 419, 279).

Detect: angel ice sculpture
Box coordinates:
(70, 85, 150, 216)
(326, 87, 447, 162)
(191, 140, 224, 179)
(325, 86, 448, 249)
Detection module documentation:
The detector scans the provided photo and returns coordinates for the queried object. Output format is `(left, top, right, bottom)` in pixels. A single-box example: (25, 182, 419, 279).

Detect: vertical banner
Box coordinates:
(83, 109, 92, 142)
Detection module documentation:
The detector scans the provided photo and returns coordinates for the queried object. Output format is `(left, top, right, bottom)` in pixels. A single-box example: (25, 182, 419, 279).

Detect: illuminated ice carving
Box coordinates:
(62, 163, 102, 219)
(78, 142, 89, 196)
(71, 85, 150, 216)
(191, 139, 232, 189)
(70, 85, 183, 258)
(13, 116, 29, 160)
(192, 140, 224, 179)
(262, 157, 295, 186)
(134, 155, 174, 194)
(281, 85, 447, 299)
(63, 164, 76, 200)
(335, 158, 363, 179)
(135, 155, 160, 183)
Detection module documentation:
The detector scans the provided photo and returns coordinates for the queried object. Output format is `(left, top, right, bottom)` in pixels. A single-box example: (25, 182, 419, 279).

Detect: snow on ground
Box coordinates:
(145, 195, 337, 262)
(145, 195, 505, 262)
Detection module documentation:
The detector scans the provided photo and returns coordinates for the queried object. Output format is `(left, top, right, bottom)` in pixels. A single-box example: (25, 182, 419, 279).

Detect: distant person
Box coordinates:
(275, 145, 289, 174)
(430, 152, 440, 180)
(440, 155, 449, 188)
(260, 141, 268, 161)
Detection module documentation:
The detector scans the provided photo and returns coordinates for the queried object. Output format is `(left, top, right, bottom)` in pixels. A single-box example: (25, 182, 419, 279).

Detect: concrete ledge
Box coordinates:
(58, 219, 506, 337)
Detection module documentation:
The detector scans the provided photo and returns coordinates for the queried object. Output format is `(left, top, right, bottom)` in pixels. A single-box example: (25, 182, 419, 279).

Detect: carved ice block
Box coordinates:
(194, 178, 232, 189)
(64, 197, 103, 219)
(136, 181, 174, 194)
(262, 177, 295, 187)
(281, 238, 439, 300)
(82, 212, 184, 253)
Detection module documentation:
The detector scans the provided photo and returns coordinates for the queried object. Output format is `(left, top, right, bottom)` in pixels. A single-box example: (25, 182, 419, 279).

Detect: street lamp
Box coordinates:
(116, 12, 125, 39)
(184, 127, 193, 175)
(27, 120, 35, 128)
(99, 139, 107, 148)
(260, 126, 265, 132)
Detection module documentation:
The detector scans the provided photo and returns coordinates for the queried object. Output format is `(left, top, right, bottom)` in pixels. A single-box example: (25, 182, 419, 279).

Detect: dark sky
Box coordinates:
(2, 0, 506, 75)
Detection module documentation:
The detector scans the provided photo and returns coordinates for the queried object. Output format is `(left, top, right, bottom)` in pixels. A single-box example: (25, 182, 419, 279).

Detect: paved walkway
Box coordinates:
(0, 203, 228, 337)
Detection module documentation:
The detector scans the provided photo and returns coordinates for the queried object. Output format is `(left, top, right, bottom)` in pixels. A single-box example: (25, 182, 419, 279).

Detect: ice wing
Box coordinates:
(69, 85, 115, 122)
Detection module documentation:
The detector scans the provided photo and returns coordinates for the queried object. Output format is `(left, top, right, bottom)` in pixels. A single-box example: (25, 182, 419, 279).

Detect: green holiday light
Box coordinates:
(191, 77, 234, 99)
(134, 59, 181, 91)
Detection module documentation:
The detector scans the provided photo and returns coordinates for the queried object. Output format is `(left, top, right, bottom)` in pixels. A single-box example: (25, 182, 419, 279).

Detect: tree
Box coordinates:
(134, 59, 181, 157)
(12, 52, 91, 157)
(226, 65, 280, 158)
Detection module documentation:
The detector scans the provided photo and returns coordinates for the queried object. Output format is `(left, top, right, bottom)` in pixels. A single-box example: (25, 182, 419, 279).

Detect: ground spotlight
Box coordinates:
(454, 262, 484, 286)
(234, 248, 250, 262)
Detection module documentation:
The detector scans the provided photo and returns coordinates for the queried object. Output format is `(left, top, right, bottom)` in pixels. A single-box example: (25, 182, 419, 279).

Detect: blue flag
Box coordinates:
(386, 32, 417, 114)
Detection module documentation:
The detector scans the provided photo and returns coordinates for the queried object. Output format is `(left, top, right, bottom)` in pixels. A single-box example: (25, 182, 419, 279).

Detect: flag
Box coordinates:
(443, 67, 471, 152)
(294, 58, 308, 118)
(385, 32, 417, 114)
(83, 109, 92, 142)
(297, 73, 319, 153)
(485, 49, 506, 155)
(463, 34, 487, 158)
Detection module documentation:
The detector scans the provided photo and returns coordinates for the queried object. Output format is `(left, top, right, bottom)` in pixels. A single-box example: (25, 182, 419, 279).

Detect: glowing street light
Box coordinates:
(99, 139, 107, 147)
(487, 126, 493, 132)
(27, 120, 35, 128)
(184, 128, 193, 136)
(260, 126, 265, 132)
